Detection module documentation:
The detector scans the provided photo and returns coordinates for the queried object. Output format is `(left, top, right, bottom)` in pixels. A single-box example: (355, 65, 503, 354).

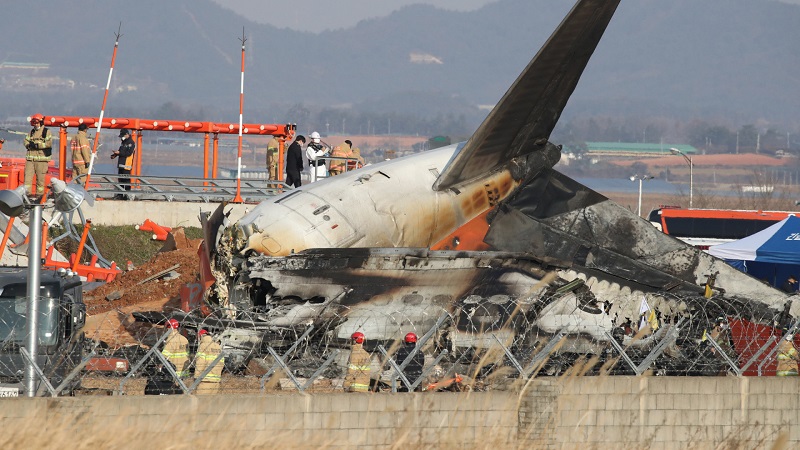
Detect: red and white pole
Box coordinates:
(232, 28, 246, 203)
(86, 24, 123, 187)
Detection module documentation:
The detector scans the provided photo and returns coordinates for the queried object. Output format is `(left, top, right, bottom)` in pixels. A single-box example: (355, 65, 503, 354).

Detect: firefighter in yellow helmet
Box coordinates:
(776, 333, 799, 376)
(23, 113, 53, 197)
(161, 319, 190, 379)
(343, 331, 371, 392)
(71, 124, 92, 186)
(194, 329, 224, 394)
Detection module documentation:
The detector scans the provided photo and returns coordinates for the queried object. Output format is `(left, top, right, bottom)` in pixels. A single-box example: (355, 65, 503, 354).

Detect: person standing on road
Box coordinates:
(162, 318, 190, 379)
(194, 329, 224, 395)
(23, 113, 52, 198)
(343, 331, 371, 392)
(285, 135, 305, 188)
(70, 124, 92, 186)
(111, 129, 135, 200)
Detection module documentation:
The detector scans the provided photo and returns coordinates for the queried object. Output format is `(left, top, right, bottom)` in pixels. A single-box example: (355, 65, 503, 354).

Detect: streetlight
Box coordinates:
(630, 174, 654, 217)
(670, 147, 693, 209)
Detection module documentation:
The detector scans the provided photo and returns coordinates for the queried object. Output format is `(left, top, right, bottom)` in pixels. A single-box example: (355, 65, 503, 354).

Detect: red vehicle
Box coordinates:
(647, 207, 796, 250)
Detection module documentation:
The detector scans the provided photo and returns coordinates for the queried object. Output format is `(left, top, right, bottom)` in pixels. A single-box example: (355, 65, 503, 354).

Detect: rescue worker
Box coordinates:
(305, 131, 329, 182)
(266, 136, 280, 181)
(394, 332, 425, 392)
(23, 113, 53, 198)
(285, 135, 305, 188)
(343, 331, 371, 393)
(194, 329, 224, 395)
(70, 123, 92, 186)
(161, 318, 190, 379)
(776, 333, 799, 376)
(328, 139, 353, 176)
(348, 145, 365, 171)
(110, 128, 135, 200)
(781, 275, 798, 293)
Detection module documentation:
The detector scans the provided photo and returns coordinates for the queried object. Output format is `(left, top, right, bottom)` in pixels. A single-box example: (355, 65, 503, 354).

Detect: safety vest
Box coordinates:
(162, 330, 190, 378)
(344, 344, 371, 392)
(71, 132, 91, 164)
(25, 127, 52, 161)
(195, 336, 223, 383)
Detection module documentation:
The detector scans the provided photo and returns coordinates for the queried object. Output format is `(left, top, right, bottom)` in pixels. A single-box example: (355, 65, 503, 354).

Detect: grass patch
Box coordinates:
(50, 225, 203, 267)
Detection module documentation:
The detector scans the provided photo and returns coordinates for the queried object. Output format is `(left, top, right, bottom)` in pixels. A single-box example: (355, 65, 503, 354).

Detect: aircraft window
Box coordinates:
(401, 294, 424, 305)
(431, 294, 453, 306)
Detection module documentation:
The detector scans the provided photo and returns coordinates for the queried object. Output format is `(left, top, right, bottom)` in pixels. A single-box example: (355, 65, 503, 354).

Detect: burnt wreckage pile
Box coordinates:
(180, 0, 798, 382)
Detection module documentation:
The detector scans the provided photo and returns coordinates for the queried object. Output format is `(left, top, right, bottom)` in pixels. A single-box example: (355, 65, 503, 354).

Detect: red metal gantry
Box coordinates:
(40, 115, 295, 190)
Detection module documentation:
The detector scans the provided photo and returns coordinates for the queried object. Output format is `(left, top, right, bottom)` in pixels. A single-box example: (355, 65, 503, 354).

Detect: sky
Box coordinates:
(210, 0, 497, 32)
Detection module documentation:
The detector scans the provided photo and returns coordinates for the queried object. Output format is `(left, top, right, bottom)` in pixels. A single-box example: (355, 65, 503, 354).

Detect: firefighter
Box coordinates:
(194, 329, 223, 395)
(161, 318, 190, 379)
(110, 128, 135, 199)
(328, 140, 352, 176)
(23, 113, 52, 198)
(776, 333, 799, 376)
(343, 331, 371, 392)
(348, 145, 365, 171)
(394, 332, 425, 392)
(266, 136, 280, 181)
(70, 124, 92, 186)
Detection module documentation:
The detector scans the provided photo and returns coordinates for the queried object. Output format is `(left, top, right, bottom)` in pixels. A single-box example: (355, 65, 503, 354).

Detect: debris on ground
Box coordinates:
(83, 227, 202, 347)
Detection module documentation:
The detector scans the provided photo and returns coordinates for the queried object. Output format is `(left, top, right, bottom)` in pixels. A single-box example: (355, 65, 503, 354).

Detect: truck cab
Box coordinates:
(0, 268, 86, 397)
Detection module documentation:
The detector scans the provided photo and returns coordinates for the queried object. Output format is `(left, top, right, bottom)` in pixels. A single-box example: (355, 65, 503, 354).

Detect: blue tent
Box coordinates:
(708, 215, 800, 288)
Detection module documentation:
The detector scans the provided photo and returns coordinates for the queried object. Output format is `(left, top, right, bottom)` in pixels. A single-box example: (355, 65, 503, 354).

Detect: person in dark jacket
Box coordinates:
(285, 135, 305, 188)
(394, 332, 425, 392)
(111, 129, 136, 200)
(781, 275, 798, 293)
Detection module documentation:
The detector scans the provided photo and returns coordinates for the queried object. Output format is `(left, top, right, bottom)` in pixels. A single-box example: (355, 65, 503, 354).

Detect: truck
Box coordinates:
(0, 267, 86, 397)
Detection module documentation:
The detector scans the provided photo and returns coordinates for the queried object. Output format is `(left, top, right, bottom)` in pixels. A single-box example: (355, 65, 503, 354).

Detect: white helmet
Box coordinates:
(787, 334, 794, 341)
(310, 131, 321, 143)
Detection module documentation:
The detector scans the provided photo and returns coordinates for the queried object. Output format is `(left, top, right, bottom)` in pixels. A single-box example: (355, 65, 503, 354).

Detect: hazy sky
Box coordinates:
(211, 0, 497, 32)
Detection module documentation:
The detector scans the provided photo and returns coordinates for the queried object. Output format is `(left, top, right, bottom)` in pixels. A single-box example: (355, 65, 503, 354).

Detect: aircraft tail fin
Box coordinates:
(433, 0, 621, 191)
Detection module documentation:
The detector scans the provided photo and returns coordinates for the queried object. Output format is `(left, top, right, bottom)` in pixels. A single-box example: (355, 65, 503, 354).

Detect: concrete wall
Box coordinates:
(0, 392, 519, 449)
(2, 378, 799, 449)
(519, 376, 799, 449)
(65, 201, 252, 228)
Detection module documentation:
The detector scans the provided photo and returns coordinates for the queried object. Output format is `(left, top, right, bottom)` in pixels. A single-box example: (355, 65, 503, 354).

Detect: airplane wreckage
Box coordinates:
(144, 0, 798, 378)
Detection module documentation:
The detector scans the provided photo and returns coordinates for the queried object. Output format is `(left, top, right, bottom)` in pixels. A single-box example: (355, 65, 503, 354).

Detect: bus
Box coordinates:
(647, 207, 796, 250)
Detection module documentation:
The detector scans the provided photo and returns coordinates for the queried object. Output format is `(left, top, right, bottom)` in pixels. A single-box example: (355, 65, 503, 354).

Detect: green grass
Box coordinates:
(50, 225, 203, 267)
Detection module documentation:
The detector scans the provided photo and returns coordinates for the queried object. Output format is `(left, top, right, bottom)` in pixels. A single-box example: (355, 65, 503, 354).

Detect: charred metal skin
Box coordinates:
(197, 0, 798, 378)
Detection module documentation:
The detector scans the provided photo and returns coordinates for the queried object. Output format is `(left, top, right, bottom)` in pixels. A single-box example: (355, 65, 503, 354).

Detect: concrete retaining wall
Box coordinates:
(0, 392, 519, 449)
(67, 201, 252, 228)
(519, 376, 799, 449)
(1, 378, 798, 449)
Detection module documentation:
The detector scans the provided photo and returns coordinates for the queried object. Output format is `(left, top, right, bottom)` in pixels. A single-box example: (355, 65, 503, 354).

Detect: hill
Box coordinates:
(2, 0, 800, 131)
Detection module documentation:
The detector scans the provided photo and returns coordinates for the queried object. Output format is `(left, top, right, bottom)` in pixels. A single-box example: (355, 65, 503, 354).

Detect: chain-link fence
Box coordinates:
(1, 287, 797, 397)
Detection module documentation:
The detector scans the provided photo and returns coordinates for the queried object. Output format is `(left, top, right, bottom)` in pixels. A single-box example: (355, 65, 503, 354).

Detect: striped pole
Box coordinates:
(232, 28, 246, 203)
(86, 23, 123, 187)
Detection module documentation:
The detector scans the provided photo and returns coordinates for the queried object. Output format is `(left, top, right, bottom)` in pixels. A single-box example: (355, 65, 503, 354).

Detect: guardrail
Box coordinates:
(83, 174, 288, 203)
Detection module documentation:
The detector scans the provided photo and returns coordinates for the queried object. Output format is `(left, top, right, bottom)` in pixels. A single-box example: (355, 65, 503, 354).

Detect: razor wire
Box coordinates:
(2, 287, 797, 396)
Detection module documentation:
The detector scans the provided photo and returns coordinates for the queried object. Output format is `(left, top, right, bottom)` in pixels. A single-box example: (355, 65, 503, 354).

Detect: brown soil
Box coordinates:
(83, 228, 202, 347)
